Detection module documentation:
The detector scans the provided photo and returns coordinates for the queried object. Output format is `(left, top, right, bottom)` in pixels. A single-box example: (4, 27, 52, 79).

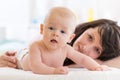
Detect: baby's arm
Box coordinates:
(28, 42, 68, 74)
(67, 45, 108, 71)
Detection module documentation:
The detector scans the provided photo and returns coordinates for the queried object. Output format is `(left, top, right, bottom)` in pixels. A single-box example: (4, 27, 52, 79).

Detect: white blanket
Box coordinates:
(0, 67, 120, 80)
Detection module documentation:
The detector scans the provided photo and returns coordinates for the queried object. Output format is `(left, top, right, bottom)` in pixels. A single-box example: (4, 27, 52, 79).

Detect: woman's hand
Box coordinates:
(0, 51, 17, 68)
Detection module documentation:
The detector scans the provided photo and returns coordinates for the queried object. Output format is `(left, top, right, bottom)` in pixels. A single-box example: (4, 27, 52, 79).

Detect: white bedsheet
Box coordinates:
(0, 67, 120, 80)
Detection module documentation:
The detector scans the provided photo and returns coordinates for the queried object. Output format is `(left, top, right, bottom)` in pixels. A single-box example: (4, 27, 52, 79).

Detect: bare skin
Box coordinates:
(19, 7, 108, 74)
(0, 9, 110, 72)
(0, 51, 17, 68)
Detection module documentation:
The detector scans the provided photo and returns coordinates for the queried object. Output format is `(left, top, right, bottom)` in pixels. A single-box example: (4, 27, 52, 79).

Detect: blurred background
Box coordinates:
(0, 0, 120, 51)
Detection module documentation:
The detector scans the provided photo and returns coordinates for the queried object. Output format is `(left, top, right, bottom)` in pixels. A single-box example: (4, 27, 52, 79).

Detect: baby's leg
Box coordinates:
(15, 49, 28, 69)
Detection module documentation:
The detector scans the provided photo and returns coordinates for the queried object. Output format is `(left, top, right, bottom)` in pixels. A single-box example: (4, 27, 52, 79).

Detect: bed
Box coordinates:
(0, 67, 120, 80)
(0, 40, 120, 80)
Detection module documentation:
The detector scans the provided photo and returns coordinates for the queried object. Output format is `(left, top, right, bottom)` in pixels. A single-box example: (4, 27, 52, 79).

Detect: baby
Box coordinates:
(16, 7, 108, 74)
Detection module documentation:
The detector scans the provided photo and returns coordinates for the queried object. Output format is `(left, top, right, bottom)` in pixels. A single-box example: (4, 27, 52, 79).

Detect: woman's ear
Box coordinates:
(40, 24, 43, 34)
(68, 33, 75, 43)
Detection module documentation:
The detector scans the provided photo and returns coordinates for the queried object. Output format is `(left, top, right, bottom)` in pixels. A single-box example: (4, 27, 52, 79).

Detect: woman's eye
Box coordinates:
(88, 34, 93, 41)
(95, 48, 101, 54)
(48, 27, 54, 30)
(60, 30, 65, 34)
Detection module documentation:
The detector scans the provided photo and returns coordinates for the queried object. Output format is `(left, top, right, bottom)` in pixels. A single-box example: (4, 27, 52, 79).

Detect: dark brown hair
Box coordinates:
(64, 19, 120, 66)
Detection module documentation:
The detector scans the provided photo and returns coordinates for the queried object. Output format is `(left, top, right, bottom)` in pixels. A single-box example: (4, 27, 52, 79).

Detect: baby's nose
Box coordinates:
(53, 31, 59, 37)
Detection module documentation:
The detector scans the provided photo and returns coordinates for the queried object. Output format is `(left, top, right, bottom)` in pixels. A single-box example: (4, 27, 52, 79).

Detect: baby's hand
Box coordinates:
(54, 66, 69, 74)
(94, 65, 110, 71)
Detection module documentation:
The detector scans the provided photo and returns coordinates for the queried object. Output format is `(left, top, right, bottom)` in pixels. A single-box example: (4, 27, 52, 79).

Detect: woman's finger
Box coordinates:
(5, 51, 16, 56)
(2, 54, 16, 64)
(0, 55, 17, 68)
(6, 61, 17, 68)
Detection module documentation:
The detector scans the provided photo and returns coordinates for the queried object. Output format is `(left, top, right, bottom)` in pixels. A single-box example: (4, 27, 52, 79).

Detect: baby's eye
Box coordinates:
(60, 30, 65, 34)
(48, 27, 54, 30)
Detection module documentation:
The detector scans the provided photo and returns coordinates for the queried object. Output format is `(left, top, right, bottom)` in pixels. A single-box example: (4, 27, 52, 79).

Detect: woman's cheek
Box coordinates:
(73, 44, 77, 50)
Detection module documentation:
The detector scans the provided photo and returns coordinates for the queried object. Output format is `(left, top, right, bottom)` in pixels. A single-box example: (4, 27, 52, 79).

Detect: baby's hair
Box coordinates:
(44, 7, 77, 30)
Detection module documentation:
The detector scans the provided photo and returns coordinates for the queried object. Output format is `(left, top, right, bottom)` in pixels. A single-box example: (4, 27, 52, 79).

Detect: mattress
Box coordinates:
(0, 67, 120, 80)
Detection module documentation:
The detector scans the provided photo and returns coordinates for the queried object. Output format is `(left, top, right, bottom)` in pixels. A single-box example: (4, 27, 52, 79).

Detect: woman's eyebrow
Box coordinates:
(89, 32, 95, 40)
(91, 32, 102, 52)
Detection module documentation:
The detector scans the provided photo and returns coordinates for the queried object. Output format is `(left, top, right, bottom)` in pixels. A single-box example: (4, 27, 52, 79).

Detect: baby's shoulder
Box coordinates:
(63, 44, 74, 52)
(29, 40, 41, 48)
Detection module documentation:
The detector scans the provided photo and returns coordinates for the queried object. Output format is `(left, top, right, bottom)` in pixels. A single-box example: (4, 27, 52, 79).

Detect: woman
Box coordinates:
(0, 19, 120, 68)
(64, 19, 120, 68)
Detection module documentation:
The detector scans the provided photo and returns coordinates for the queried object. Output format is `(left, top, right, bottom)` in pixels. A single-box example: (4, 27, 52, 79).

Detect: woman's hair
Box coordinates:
(64, 19, 120, 66)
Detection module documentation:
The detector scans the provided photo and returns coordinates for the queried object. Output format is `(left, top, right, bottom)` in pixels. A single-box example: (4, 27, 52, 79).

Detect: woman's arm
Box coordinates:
(0, 51, 17, 68)
(101, 56, 120, 68)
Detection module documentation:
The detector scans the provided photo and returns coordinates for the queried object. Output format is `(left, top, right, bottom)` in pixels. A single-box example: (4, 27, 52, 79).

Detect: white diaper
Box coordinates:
(16, 48, 28, 69)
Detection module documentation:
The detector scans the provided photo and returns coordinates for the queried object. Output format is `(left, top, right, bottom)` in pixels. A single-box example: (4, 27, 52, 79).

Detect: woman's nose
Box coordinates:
(82, 45, 88, 54)
(82, 46, 88, 55)
(83, 45, 86, 50)
(83, 45, 92, 56)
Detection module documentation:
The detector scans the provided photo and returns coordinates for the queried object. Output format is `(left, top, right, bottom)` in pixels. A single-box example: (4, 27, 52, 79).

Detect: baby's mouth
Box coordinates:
(50, 39, 58, 43)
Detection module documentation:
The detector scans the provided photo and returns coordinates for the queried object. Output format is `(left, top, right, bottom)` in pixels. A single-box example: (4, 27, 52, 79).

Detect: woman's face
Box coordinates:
(73, 27, 103, 59)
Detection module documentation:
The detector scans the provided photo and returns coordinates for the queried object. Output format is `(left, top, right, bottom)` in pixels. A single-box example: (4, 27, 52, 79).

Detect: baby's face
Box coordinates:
(42, 14, 75, 49)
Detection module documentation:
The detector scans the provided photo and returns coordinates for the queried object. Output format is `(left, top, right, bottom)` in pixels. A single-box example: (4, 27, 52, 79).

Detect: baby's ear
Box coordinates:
(68, 33, 75, 43)
(40, 24, 43, 34)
